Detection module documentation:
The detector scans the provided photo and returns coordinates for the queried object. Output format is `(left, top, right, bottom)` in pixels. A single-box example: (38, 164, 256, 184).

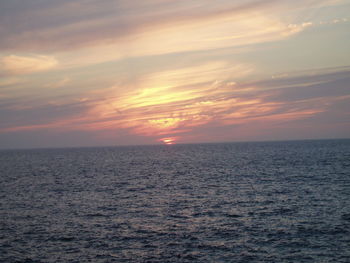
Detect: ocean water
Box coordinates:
(0, 139, 349, 262)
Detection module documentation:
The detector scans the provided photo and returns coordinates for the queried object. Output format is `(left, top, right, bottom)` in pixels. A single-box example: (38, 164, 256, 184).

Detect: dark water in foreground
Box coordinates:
(1, 140, 349, 262)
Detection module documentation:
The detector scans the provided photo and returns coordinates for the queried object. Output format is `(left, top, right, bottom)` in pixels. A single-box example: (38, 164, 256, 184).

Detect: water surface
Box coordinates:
(1, 140, 349, 262)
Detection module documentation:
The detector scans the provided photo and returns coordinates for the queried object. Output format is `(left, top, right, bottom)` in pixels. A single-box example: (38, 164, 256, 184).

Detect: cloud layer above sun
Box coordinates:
(0, 0, 349, 148)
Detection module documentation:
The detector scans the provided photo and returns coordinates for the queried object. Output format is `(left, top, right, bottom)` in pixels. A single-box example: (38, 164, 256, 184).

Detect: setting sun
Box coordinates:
(161, 137, 176, 145)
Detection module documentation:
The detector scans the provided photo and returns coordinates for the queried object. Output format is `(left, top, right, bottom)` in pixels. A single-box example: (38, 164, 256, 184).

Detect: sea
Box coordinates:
(0, 139, 349, 262)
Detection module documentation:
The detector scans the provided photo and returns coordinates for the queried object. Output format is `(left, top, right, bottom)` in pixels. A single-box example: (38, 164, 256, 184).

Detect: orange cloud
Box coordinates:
(80, 62, 253, 136)
(1, 65, 347, 147)
(76, 67, 345, 140)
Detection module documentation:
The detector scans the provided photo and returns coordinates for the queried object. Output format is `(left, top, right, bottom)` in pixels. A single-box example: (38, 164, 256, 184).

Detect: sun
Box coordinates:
(160, 137, 176, 145)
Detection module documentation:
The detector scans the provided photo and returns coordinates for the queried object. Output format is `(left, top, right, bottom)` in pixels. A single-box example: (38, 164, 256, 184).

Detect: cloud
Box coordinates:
(47, 65, 346, 139)
(0, 0, 349, 147)
(0, 77, 22, 87)
(0, 0, 336, 53)
(0, 65, 349, 145)
(0, 0, 345, 71)
(0, 54, 58, 75)
(284, 22, 313, 35)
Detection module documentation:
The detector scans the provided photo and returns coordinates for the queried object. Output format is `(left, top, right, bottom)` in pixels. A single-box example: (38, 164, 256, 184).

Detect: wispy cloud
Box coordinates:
(3, 66, 347, 143)
(0, 54, 58, 75)
(1, 0, 343, 67)
(0, 0, 346, 77)
(83, 67, 350, 138)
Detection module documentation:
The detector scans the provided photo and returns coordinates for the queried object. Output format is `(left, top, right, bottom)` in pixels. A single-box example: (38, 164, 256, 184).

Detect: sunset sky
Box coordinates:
(0, 0, 349, 148)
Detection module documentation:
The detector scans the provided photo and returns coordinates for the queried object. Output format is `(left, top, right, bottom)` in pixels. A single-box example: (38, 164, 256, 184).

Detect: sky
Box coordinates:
(0, 0, 349, 148)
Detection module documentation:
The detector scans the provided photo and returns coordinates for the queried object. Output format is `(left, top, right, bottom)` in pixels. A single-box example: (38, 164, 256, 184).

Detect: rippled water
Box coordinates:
(1, 140, 349, 262)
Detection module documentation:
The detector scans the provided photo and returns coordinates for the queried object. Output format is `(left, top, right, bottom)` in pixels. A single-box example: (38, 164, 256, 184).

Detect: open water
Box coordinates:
(0, 139, 349, 262)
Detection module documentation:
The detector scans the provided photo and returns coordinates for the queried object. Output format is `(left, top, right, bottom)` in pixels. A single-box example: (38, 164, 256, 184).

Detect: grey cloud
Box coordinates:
(259, 71, 350, 102)
(0, 100, 91, 129)
(243, 67, 350, 89)
(0, 129, 101, 149)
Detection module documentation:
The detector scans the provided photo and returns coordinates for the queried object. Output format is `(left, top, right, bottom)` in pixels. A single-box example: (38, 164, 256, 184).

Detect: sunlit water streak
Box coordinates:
(1, 140, 349, 262)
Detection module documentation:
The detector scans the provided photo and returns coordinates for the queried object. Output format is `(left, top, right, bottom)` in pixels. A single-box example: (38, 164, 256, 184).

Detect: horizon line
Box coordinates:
(1, 137, 349, 151)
